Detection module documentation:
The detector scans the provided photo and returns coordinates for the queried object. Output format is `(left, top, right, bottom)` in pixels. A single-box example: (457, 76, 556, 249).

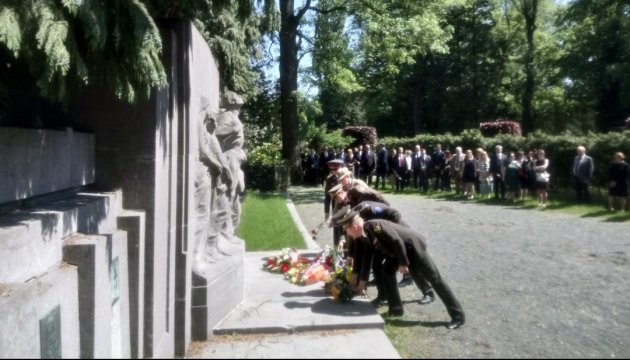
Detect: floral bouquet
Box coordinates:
(312, 245, 354, 303)
(315, 245, 344, 268)
(263, 248, 301, 274)
(330, 264, 354, 303)
(262, 246, 354, 302)
(285, 260, 313, 285)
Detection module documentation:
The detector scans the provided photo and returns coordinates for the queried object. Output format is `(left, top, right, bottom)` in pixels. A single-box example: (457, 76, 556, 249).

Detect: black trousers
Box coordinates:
(381, 246, 465, 322)
(375, 170, 388, 190)
(575, 178, 591, 202)
(494, 176, 506, 198)
(333, 225, 344, 247)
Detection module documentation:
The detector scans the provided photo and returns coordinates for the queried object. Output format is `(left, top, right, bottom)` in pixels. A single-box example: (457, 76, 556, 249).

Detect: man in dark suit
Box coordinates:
(361, 144, 376, 186)
(431, 144, 446, 190)
(572, 145, 595, 203)
(490, 144, 508, 199)
(417, 148, 432, 193)
(305, 149, 319, 185)
(319, 145, 334, 185)
(338, 148, 348, 163)
(411, 145, 422, 189)
(394, 147, 407, 192)
(333, 208, 465, 329)
(375, 144, 389, 190)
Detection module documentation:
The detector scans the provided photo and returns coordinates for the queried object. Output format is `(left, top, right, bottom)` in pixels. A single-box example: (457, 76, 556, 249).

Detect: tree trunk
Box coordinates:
(279, 0, 303, 184)
(522, 30, 535, 135)
(521, 0, 537, 135)
(412, 81, 423, 135)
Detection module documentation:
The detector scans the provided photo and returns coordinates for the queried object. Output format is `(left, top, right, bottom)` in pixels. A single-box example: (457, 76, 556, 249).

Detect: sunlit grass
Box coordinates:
(236, 191, 306, 251)
(380, 183, 629, 222)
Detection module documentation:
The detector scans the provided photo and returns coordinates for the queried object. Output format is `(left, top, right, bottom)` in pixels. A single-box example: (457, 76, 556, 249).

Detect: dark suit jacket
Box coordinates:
(431, 150, 446, 169)
(490, 153, 508, 176)
(319, 150, 333, 169)
(573, 155, 594, 181)
(361, 150, 376, 173)
(376, 148, 389, 174)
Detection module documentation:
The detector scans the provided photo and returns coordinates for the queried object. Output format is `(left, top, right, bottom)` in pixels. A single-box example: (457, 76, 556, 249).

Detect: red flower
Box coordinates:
(281, 263, 290, 273)
(325, 256, 333, 266)
(267, 258, 276, 266)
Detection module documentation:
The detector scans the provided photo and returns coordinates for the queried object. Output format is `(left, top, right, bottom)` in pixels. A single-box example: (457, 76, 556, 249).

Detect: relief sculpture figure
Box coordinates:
(195, 101, 233, 268)
(214, 91, 246, 237)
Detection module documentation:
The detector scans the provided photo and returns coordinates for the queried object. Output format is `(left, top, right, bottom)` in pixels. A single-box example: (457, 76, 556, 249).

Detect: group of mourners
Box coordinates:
(322, 158, 465, 330)
(310, 142, 630, 211)
(315, 142, 630, 330)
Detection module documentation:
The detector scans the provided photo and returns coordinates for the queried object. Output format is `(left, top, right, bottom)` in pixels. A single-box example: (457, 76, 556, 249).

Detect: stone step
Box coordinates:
(63, 230, 131, 359)
(0, 191, 123, 283)
(0, 263, 80, 358)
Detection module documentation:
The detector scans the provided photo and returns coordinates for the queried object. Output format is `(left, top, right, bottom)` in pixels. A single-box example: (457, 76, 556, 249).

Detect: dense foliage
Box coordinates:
(341, 126, 378, 146)
(0, 0, 275, 126)
(479, 120, 523, 136)
(2, 0, 629, 190)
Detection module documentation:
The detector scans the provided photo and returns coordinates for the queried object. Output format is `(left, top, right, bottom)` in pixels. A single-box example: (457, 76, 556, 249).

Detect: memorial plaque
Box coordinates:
(110, 257, 120, 305)
(110, 256, 122, 357)
(39, 305, 61, 359)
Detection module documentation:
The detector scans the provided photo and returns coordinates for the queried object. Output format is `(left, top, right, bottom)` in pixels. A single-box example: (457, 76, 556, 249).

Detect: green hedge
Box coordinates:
(245, 131, 630, 191)
(377, 130, 630, 189)
(245, 142, 283, 191)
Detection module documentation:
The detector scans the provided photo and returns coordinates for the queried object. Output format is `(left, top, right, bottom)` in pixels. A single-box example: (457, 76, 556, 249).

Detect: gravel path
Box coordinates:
(289, 186, 630, 358)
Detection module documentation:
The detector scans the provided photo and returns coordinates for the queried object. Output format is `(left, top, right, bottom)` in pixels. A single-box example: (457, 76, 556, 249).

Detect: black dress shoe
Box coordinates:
(397, 277, 414, 288)
(387, 308, 404, 317)
(446, 319, 464, 330)
(418, 292, 434, 305)
(370, 298, 386, 307)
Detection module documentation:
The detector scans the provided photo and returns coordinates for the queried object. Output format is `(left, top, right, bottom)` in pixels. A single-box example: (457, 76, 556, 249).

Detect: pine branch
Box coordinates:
(0, 6, 22, 57)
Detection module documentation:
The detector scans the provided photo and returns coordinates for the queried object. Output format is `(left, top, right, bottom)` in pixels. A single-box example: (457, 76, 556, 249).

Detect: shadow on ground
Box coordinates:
(284, 298, 376, 317)
(289, 186, 325, 205)
(384, 318, 450, 329)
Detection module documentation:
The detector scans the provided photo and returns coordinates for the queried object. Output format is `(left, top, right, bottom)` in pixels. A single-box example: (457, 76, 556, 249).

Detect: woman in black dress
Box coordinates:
(608, 152, 629, 212)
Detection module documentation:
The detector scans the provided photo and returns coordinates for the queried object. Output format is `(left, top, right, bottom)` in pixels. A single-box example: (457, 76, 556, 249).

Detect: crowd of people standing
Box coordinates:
(304, 143, 629, 212)
(306, 141, 629, 331)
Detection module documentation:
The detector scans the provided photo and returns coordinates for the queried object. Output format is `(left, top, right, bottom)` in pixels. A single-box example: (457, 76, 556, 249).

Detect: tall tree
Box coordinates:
(310, 0, 364, 129)
(277, 0, 347, 183)
(148, 0, 276, 100)
(353, 0, 455, 135)
(0, 0, 268, 125)
(279, 0, 303, 182)
(509, 0, 539, 134)
(0, 0, 166, 106)
(559, 0, 630, 131)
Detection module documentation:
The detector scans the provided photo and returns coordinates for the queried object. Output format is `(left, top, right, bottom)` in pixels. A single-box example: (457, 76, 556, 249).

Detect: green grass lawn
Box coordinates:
(236, 191, 306, 251)
(378, 184, 630, 222)
(238, 184, 626, 253)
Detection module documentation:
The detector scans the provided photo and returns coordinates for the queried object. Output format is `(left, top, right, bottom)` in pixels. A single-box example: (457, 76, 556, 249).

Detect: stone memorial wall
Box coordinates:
(0, 20, 244, 359)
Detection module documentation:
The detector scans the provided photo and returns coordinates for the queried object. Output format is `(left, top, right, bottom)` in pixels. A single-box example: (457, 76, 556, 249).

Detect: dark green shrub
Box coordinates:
(342, 126, 378, 146)
(245, 142, 282, 191)
(479, 120, 523, 136)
